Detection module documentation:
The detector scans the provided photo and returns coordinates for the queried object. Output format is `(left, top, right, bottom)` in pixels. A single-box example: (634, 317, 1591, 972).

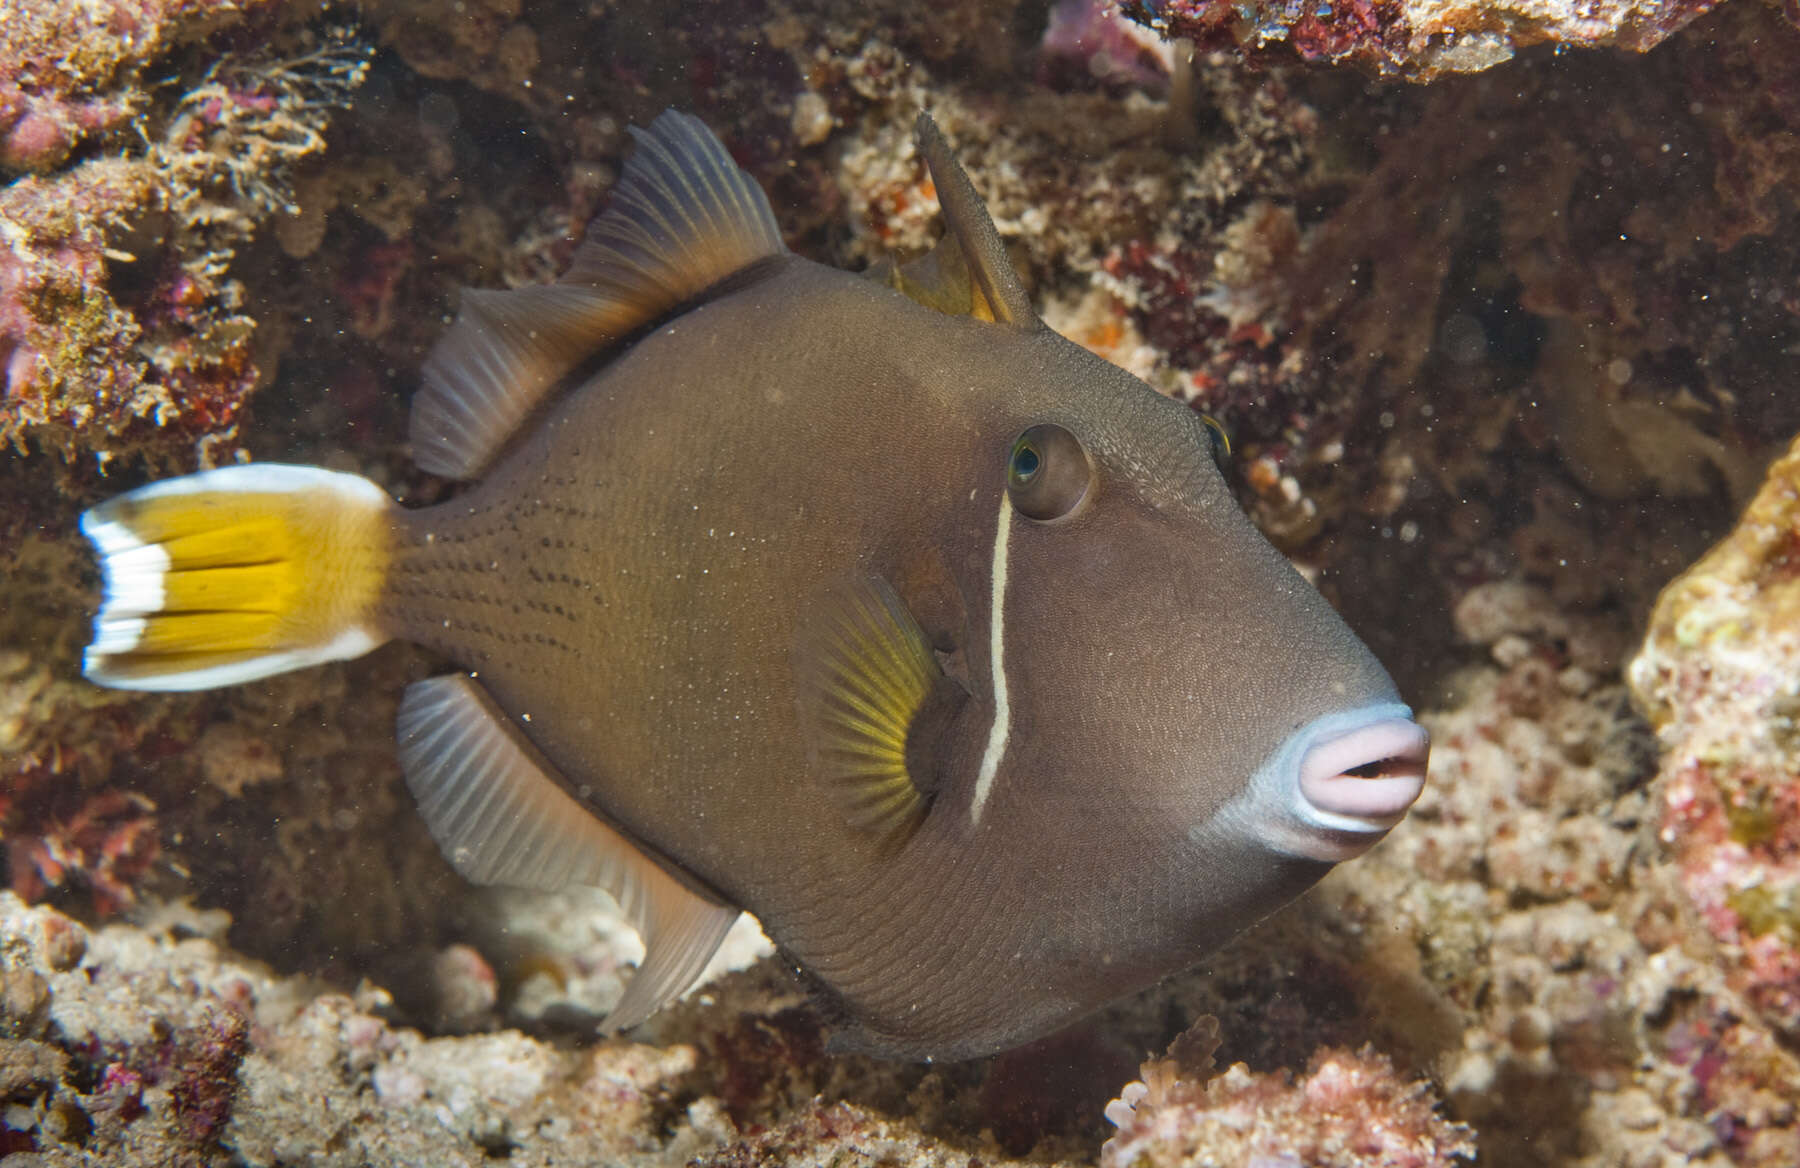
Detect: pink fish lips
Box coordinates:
(1245, 703, 1430, 864)
(1299, 717, 1430, 827)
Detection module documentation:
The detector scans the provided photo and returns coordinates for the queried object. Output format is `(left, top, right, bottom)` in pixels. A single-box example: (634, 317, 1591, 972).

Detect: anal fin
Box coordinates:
(395, 674, 739, 1031)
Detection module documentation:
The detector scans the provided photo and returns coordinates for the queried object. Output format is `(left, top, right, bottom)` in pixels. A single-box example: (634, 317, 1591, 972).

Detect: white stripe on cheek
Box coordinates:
(970, 493, 1012, 824)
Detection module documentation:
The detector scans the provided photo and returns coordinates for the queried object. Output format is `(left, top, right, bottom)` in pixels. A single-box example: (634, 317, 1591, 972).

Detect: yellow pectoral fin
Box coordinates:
(794, 576, 956, 847)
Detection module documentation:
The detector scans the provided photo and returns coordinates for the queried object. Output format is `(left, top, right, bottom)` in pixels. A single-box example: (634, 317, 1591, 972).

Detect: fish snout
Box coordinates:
(1241, 703, 1430, 863)
(1298, 717, 1429, 829)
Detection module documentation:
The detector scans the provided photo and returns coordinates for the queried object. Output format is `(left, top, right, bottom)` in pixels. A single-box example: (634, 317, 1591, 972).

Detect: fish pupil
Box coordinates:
(1011, 443, 1040, 481)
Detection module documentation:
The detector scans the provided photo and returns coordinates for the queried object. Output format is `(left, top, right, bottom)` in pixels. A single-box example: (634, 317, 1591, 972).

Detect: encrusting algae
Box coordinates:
(2, 21, 370, 469)
(1630, 432, 1800, 1042)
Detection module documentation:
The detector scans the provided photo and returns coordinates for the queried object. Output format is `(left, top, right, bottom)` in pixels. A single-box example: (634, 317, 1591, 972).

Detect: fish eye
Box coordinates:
(1006, 423, 1093, 521)
(1199, 414, 1231, 466)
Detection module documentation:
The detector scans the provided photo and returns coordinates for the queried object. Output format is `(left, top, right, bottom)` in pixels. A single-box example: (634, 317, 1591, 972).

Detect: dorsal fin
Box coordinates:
(395, 674, 741, 1031)
(868, 230, 989, 321)
(893, 112, 1037, 328)
(412, 110, 786, 479)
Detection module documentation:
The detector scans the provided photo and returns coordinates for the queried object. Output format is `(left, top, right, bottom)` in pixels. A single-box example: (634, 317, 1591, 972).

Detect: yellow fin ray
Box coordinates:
(158, 563, 297, 614)
(80, 465, 394, 692)
(124, 612, 282, 655)
(795, 577, 946, 843)
(155, 520, 292, 569)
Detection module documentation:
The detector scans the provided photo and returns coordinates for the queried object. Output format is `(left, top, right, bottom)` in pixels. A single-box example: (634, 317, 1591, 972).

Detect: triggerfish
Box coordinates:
(79, 111, 1429, 1060)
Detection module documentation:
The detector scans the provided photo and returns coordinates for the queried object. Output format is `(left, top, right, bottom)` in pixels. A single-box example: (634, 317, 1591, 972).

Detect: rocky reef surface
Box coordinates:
(3, 0, 1800, 1165)
(1121, 0, 1727, 80)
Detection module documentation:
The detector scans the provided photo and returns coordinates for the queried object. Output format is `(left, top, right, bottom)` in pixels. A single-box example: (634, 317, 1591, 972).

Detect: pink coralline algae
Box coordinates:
(6, 788, 159, 917)
(1100, 1020, 1474, 1168)
(1041, 0, 1177, 93)
(0, 0, 288, 174)
(1630, 433, 1800, 1041)
(1, 26, 370, 466)
(0, 158, 165, 458)
(1123, 0, 1723, 79)
(166, 1009, 251, 1149)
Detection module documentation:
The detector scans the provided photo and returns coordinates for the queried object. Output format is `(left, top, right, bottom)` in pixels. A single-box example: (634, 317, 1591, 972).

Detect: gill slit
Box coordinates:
(970, 493, 1012, 824)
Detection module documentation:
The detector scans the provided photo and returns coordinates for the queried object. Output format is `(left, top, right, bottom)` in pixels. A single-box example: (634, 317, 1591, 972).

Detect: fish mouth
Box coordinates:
(1297, 717, 1429, 828)
(1236, 702, 1430, 863)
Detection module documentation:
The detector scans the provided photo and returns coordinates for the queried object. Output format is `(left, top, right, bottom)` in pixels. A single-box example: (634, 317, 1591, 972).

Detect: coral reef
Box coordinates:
(691, 1100, 1042, 1168)
(1100, 1019, 1474, 1167)
(0, 891, 1074, 1166)
(0, 157, 168, 459)
(1084, 1, 1800, 595)
(4, 0, 1800, 1164)
(0, 0, 284, 175)
(1313, 558, 1800, 1165)
(1630, 432, 1800, 1041)
(0, 890, 703, 1164)
(2, 16, 369, 468)
(0, 459, 189, 920)
(1123, 0, 1723, 80)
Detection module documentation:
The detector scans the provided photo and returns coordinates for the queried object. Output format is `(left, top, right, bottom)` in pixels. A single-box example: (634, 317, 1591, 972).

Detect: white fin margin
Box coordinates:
(80, 465, 389, 627)
(396, 674, 741, 1031)
(84, 538, 168, 621)
(79, 464, 391, 693)
(412, 110, 785, 480)
(85, 627, 383, 693)
(89, 462, 392, 505)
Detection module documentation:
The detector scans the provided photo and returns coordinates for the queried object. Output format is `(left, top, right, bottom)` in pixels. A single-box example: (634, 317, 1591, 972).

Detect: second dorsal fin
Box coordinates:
(412, 110, 787, 480)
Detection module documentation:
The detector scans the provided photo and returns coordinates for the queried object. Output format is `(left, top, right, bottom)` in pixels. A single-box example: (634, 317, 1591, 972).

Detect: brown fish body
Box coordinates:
(80, 112, 1429, 1060)
(380, 257, 1389, 1056)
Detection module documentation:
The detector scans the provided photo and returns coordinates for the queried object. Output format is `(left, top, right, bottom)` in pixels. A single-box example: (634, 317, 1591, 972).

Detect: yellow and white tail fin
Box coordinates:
(81, 464, 394, 692)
